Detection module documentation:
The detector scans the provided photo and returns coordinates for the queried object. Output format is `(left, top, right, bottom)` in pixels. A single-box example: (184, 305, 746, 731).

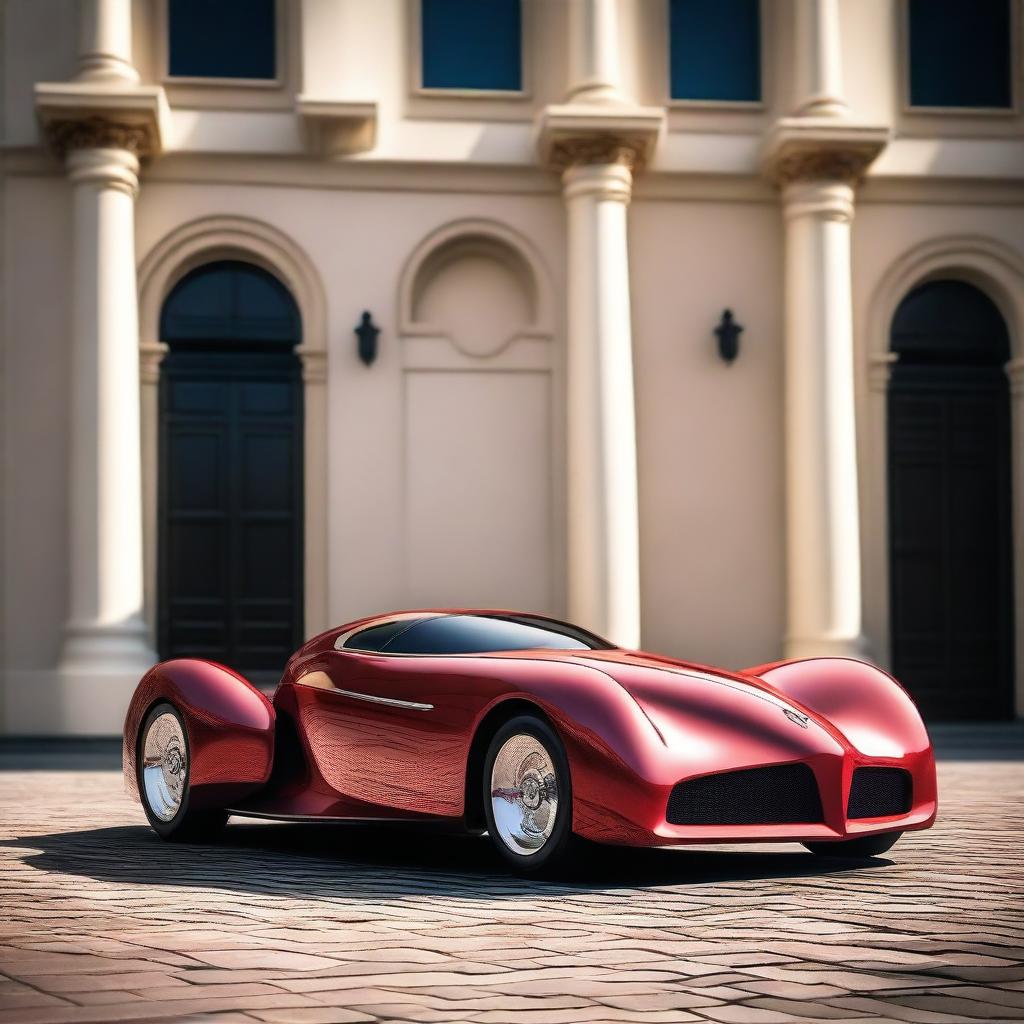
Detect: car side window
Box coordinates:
(384, 615, 596, 655)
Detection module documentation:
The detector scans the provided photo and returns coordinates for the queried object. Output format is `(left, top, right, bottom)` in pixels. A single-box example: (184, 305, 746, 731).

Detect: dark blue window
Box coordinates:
(669, 0, 761, 102)
(908, 0, 1011, 109)
(421, 0, 522, 91)
(161, 261, 300, 347)
(168, 0, 276, 80)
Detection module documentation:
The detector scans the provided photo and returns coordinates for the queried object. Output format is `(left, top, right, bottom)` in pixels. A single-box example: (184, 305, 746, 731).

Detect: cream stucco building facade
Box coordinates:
(1, 0, 1022, 734)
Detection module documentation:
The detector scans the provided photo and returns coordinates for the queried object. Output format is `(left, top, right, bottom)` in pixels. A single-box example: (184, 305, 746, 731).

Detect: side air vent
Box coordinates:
(847, 767, 912, 819)
(667, 763, 824, 826)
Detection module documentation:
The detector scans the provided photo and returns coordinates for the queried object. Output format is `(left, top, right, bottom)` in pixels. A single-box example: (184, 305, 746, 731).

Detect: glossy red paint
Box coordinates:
(122, 609, 937, 847)
(123, 659, 275, 810)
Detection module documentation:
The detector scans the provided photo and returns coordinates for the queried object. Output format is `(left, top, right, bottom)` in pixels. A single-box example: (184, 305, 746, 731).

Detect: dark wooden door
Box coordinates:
(159, 352, 303, 684)
(888, 281, 1013, 720)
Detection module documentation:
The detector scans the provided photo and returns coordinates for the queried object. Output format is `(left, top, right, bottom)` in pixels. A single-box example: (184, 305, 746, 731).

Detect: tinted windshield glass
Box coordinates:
(383, 614, 605, 655)
(343, 619, 425, 651)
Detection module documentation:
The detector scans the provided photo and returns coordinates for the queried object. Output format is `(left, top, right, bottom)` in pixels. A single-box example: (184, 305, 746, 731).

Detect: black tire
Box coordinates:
(482, 715, 574, 874)
(804, 830, 902, 858)
(137, 702, 228, 842)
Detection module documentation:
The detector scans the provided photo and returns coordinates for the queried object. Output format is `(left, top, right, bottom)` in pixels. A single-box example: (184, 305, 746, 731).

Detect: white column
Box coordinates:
(59, 144, 155, 675)
(76, 0, 139, 84)
(793, 0, 847, 118)
(563, 155, 641, 649)
(782, 176, 863, 659)
(566, 0, 623, 105)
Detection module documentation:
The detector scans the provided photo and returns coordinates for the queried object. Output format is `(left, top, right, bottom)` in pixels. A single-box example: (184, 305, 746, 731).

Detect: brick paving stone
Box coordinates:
(0, 754, 1021, 1022)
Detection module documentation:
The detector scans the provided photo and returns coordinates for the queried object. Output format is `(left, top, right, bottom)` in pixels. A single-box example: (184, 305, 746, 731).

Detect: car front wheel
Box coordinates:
(482, 715, 574, 874)
(138, 702, 228, 842)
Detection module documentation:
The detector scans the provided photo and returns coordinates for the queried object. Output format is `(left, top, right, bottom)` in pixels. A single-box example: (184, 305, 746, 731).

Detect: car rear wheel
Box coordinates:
(483, 715, 573, 873)
(804, 831, 902, 858)
(138, 702, 228, 842)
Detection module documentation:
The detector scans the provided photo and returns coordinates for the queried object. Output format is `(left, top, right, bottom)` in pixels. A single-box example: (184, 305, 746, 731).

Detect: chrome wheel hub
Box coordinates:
(490, 733, 559, 856)
(142, 712, 187, 822)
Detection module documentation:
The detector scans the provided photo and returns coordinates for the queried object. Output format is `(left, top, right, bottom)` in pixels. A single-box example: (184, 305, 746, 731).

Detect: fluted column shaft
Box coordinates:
(782, 176, 863, 658)
(563, 154, 640, 649)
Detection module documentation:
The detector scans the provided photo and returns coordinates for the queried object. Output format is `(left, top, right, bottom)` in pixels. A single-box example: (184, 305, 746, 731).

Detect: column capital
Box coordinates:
(50, 116, 150, 158)
(534, 103, 664, 174)
(760, 118, 889, 188)
(35, 81, 169, 159)
(552, 136, 640, 172)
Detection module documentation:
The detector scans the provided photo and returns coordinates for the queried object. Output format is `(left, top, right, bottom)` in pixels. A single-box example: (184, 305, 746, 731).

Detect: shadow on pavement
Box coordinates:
(4, 820, 888, 896)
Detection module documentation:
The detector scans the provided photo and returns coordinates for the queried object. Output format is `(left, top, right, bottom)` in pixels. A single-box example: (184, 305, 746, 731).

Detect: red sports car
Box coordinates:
(123, 609, 937, 872)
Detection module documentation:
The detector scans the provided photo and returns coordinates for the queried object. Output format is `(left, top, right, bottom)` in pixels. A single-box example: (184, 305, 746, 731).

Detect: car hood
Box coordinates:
(565, 649, 848, 767)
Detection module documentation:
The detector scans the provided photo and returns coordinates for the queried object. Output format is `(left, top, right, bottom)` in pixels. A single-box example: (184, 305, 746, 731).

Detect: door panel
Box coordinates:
(888, 370, 1013, 720)
(159, 355, 303, 684)
(292, 652, 487, 817)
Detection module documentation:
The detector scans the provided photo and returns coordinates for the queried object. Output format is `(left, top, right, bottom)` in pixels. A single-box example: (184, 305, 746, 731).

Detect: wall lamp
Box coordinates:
(714, 309, 744, 364)
(355, 311, 380, 366)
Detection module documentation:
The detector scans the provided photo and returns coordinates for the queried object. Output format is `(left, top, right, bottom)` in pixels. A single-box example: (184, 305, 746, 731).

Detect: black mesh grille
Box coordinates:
(847, 767, 912, 819)
(666, 763, 824, 826)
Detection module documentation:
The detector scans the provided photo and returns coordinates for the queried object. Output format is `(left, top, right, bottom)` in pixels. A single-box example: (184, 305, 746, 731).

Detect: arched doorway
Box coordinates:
(888, 279, 1014, 720)
(158, 260, 304, 684)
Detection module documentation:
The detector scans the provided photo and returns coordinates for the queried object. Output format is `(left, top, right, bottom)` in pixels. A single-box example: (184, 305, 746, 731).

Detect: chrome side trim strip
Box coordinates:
(297, 679, 434, 712)
(335, 688, 434, 711)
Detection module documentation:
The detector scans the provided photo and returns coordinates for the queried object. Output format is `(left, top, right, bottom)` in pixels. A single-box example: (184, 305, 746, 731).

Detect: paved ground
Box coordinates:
(1, 732, 1022, 1024)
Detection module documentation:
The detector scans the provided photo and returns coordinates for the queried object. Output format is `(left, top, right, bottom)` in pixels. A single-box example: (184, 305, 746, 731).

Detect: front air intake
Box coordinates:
(666, 763, 824, 826)
(847, 767, 912, 819)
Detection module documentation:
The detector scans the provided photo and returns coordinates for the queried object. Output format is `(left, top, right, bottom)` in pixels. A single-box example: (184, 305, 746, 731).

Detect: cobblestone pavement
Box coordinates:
(1, 749, 1022, 1024)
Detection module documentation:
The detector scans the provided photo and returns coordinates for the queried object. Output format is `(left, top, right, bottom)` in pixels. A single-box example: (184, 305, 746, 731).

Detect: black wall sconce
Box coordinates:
(355, 310, 380, 366)
(714, 309, 744, 364)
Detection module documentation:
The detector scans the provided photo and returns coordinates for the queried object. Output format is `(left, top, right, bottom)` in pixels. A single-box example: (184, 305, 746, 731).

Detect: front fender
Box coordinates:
(123, 659, 275, 810)
(745, 657, 931, 759)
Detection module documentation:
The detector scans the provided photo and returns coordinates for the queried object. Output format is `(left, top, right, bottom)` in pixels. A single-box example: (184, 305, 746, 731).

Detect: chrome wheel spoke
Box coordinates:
(142, 713, 187, 822)
(490, 733, 559, 856)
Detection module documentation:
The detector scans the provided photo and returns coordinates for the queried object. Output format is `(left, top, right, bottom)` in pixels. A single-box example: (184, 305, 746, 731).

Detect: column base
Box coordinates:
(58, 619, 157, 675)
(783, 633, 872, 661)
(3, 665, 148, 736)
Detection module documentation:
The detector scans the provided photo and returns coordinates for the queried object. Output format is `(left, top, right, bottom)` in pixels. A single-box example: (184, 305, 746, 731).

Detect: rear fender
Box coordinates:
(123, 659, 275, 810)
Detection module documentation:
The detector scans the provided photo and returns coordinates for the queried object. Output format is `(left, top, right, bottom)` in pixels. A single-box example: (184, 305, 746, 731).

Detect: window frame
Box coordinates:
(899, 0, 1020, 118)
(409, 0, 532, 102)
(665, 0, 767, 111)
(155, 0, 296, 110)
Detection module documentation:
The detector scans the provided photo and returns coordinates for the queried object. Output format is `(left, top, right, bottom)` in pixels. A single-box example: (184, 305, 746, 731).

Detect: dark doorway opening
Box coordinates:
(158, 260, 303, 685)
(888, 279, 1013, 720)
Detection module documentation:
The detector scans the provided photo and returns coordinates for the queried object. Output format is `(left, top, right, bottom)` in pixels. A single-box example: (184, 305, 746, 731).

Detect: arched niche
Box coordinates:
(399, 219, 553, 359)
